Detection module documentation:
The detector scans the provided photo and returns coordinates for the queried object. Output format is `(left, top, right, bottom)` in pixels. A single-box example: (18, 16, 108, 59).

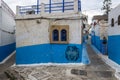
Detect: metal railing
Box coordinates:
(19, 5, 41, 14)
(45, 1, 74, 13)
(18, 0, 81, 15)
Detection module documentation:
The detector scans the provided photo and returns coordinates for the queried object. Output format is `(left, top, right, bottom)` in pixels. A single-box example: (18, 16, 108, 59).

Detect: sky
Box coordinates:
(3, 0, 120, 24)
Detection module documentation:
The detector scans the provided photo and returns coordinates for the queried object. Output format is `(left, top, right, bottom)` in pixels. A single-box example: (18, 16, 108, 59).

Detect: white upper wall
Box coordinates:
(0, 0, 15, 46)
(108, 4, 120, 36)
(16, 13, 83, 47)
(1, 7, 15, 46)
(0, 0, 1, 7)
(91, 20, 100, 36)
(99, 20, 108, 39)
(91, 19, 108, 39)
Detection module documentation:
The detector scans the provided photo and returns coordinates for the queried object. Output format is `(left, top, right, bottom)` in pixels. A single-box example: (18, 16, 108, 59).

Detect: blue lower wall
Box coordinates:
(91, 35, 108, 55)
(91, 35, 102, 52)
(108, 35, 120, 65)
(0, 43, 15, 62)
(94, 36, 101, 51)
(16, 44, 84, 64)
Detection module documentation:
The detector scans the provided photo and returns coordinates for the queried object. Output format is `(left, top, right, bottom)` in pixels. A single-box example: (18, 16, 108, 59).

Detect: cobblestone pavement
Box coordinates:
(7, 44, 118, 80)
(0, 53, 15, 80)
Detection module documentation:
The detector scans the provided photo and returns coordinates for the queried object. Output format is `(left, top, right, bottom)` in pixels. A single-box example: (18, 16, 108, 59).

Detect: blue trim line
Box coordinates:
(37, 0, 39, 14)
(62, 0, 64, 12)
(49, 0, 51, 13)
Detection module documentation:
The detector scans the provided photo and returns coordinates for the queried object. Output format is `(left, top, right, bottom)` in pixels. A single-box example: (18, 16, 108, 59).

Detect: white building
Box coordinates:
(91, 15, 108, 54)
(0, 0, 15, 62)
(108, 4, 120, 65)
(15, 0, 89, 64)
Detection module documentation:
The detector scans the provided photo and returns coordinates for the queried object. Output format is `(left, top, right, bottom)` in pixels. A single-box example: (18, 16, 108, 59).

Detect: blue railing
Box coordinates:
(19, 5, 41, 14)
(18, 0, 81, 15)
(78, 0, 81, 11)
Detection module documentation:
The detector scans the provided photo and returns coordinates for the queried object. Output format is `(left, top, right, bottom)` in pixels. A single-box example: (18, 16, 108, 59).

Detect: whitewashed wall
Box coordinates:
(16, 13, 83, 47)
(0, 0, 1, 7)
(91, 20, 108, 39)
(91, 20, 100, 36)
(0, 3, 15, 46)
(108, 4, 120, 36)
(100, 21, 108, 39)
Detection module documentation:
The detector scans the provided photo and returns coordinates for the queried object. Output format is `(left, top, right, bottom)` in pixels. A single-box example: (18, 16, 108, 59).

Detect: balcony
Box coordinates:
(16, 0, 81, 15)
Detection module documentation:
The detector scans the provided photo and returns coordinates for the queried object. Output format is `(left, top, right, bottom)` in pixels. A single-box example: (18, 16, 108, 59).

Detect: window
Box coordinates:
(118, 15, 120, 25)
(50, 25, 69, 44)
(53, 29, 59, 41)
(61, 29, 67, 41)
(111, 18, 114, 27)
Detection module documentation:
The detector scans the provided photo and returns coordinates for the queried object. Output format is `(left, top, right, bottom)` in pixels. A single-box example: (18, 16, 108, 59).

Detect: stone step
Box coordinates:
(71, 69, 115, 78)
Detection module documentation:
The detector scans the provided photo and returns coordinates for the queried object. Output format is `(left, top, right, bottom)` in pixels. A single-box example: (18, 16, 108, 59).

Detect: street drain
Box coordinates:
(95, 71, 113, 78)
(71, 69, 87, 76)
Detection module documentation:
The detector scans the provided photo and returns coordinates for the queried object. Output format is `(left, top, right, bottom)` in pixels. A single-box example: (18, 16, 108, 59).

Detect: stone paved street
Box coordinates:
(0, 52, 15, 80)
(6, 44, 118, 80)
(85, 44, 117, 80)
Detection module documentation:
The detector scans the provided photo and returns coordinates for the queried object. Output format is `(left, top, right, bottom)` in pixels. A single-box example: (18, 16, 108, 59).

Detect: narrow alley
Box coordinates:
(84, 44, 117, 80)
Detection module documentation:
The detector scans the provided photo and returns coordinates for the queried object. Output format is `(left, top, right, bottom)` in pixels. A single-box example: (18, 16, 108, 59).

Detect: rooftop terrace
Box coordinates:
(16, 0, 81, 15)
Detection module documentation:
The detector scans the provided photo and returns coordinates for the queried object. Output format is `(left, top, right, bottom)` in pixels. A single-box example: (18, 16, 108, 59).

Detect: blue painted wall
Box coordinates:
(108, 35, 120, 65)
(82, 43, 90, 64)
(0, 43, 15, 62)
(91, 35, 95, 45)
(94, 36, 101, 51)
(91, 35, 102, 52)
(16, 44, 83, 64)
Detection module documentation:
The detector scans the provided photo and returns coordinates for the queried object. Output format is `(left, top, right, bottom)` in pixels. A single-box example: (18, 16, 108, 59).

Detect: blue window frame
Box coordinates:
(52, 29, 59, 41)
(61, 29, 67, 41)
